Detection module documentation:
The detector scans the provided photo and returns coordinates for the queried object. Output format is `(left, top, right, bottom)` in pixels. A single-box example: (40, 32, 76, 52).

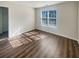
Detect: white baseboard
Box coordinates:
(36, 28, 78, 42)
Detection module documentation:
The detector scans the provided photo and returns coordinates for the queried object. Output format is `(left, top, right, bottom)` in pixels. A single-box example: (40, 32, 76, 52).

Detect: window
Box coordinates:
(41, 10, 57, 27)
(41, 11, 48, 26)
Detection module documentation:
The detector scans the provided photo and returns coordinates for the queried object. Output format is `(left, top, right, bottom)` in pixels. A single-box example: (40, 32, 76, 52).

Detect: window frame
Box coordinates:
(41, 10, 48, 26)
(41, 9, 57, 28)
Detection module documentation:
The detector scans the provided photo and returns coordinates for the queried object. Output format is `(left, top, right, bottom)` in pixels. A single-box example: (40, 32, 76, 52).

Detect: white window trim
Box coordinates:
(41, 9, 57, 28)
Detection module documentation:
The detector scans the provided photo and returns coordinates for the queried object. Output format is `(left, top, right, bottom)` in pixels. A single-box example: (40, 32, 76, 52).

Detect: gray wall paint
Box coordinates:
(2, 7, 8, 32)
(35, 2, 78, 41)
(0, 7, 8, 34)
(78, 2, 79, 43)
(0, 8, 2, 33)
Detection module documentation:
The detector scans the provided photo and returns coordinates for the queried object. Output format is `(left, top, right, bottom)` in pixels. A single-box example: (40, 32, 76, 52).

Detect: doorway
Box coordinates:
(0, 7, 8, 39)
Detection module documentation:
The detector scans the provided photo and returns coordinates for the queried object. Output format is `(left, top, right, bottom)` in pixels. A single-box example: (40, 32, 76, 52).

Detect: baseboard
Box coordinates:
(36, 29, 77, 42)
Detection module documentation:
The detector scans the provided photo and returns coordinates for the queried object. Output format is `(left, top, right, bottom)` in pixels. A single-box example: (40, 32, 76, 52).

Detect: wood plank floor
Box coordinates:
(0, 29, 79, 58)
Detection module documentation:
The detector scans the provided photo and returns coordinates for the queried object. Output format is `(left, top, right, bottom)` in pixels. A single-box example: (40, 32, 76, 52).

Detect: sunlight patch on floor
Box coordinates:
(9, 39, 23, 48)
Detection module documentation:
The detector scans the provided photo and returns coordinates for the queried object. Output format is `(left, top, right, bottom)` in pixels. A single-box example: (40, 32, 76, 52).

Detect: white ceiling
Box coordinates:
(0, 1, 64, 8)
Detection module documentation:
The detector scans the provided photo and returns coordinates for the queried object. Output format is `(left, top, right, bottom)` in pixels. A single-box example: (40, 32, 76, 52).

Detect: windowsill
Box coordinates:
(49, 26, 56, 28)
(41, 25, 57, 29)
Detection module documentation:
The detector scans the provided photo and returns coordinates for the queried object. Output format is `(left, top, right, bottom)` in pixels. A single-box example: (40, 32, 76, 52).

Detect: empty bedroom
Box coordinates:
(0, 1, 79, 58)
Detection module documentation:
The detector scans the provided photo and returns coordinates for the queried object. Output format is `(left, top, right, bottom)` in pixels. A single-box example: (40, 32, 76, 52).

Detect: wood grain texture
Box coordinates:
(0, 29, 79, 58)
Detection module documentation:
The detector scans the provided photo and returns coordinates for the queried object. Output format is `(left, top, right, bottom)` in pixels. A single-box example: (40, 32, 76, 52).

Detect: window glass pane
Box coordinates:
(42, 18, 48, 25)
(42, 11, 48, 18)
(49, 19, 56, 26)
(41, 10, 57, 27)
(49, 10, 56, 18)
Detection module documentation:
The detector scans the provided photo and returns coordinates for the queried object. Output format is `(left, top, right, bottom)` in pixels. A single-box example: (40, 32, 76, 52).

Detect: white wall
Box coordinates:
(9, 5, 35, 37)
(0, 2, 35, 38)
(35, 2, 78, 41)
